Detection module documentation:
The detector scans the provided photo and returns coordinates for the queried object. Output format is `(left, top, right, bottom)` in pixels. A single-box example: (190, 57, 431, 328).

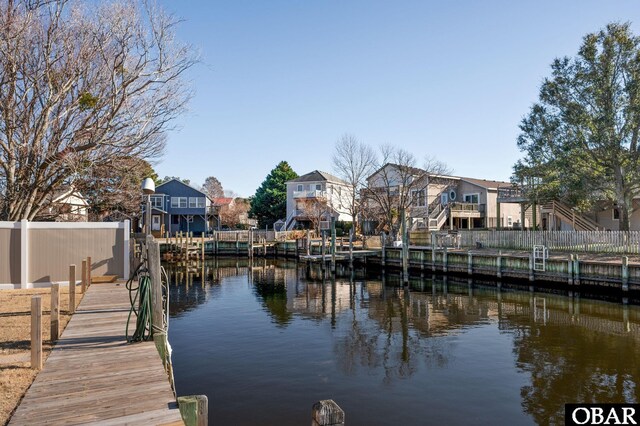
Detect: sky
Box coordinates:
(155, 1, 640, 197)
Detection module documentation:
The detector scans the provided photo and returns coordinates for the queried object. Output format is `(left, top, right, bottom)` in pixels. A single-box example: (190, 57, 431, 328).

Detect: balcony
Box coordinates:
(449, 202, 484, 218)
(497, 186, 528, 203)
(293, 190, 326, 199)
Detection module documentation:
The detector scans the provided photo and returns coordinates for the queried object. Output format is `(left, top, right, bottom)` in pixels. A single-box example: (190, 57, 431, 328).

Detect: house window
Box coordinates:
(507, 216, 513, 227)
(189, 197, 198, 208)
(150, 196, 163, 209)
(613, 207, 620, 220)
(171, 197, 187, 208)
(411, 189, 426, 207)
(297, 184, 303, 191)
(197, 197, 205, 208)
(463, 193, 480, 204)
(316, 184, 322, 191)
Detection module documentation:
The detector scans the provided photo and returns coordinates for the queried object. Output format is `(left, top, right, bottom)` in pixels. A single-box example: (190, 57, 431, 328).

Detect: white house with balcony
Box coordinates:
(284, 170, 353, 230)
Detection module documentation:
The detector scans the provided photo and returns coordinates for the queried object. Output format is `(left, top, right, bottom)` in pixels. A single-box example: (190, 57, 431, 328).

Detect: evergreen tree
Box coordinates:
(249, 161, 297, 228)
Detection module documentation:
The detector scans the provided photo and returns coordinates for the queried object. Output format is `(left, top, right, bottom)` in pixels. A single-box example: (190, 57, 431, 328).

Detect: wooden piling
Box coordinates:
(178, 395, 208, 426)
(306, 230, 311, 256)
(236, 232, 240, 255)
(147, 236, 164, 336)
(467, 252, 473, 275)
(574, 256, 581, 286)
(622, 256, 629, 292)
(201, 235, 205, 259)
(568, 254, 574, 285)
(381, 232, 386, 267)
(349, 229, 353, 265)
(312, 399, 345, 426)
(442, 248, 448, 273)
(81, 259, 87, 294)
(50, 284, 60, 341)
(331, 217, 336, 273)
(31, 296, 42, 370)
(69, 265, 76, 314)
(528, 253, 534, 282)
(496, 251, 502, 279)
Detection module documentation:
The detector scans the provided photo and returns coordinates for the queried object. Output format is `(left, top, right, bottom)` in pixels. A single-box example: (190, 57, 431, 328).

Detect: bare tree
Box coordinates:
(202, 176, 224, 199)
(332, 133, 376, 234)
(363, 146, 452, 240)
(297, 197, 332, 233)
(0, 0, 196, 220)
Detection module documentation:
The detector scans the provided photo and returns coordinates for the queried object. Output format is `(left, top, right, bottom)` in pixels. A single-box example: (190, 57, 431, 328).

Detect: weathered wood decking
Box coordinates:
(9, 282, 183, 426)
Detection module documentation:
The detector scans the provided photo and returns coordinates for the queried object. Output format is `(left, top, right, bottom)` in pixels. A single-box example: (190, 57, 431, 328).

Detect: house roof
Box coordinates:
(156, 178, 207, 196)
(287, 170, 348, 185)
(52, 186, 89, 206)
(457, 176, 512, 190)
(211, 197, 234, 207)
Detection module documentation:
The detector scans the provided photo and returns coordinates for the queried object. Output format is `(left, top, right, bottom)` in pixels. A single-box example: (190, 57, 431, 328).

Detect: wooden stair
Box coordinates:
(540, 200, 600, 231)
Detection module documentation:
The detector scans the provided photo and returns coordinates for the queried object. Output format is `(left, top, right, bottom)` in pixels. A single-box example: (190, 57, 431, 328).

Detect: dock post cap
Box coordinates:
(312, 399, 345, 425)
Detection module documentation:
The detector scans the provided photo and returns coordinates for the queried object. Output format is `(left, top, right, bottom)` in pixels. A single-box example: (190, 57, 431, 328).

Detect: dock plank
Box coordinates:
(8, 281, 183, 426)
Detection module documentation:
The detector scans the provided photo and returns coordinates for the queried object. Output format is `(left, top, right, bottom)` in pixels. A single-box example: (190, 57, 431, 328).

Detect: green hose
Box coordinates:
(126, 265, 154, 342)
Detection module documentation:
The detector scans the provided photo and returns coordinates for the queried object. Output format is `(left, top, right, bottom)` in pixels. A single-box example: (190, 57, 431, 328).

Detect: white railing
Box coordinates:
(428, 206, 448, 230)
(293, 190, 326, 199)
(456, 230, 640, 254)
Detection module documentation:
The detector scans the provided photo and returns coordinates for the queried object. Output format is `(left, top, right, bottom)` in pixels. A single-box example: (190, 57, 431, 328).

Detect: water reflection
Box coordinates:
(167, 259, 640, 425)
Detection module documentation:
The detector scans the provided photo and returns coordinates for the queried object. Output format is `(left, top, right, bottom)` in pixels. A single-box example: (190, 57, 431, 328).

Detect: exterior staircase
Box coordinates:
(427, 201, 449, 231)
(540, 200, 600, 231)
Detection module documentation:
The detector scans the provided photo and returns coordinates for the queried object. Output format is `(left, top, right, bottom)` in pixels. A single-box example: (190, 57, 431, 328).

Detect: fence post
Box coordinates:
(31, 296, 42, 370)
(622, 256, 629, 292)
(312, 400, 345, 426)
(87, 256, 92, 288)
(51, 284, 60, 341)
(69, 265, 76, 314)
(21, 219, 29, 289)
(81, 259, 87, 294)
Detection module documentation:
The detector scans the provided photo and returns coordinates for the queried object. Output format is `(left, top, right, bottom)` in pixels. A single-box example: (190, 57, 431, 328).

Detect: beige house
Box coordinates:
(365, 164, 532, 231)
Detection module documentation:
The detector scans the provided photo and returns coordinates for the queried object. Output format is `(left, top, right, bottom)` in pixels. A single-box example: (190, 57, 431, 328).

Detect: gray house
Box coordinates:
(142, 179, 213, 236)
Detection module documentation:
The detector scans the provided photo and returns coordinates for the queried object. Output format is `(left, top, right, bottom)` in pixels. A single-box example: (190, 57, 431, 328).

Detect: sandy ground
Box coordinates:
(0, 287, 83, 426)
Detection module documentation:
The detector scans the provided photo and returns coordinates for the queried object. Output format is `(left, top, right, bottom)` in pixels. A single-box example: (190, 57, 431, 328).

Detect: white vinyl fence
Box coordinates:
(456, 230, 640, 254)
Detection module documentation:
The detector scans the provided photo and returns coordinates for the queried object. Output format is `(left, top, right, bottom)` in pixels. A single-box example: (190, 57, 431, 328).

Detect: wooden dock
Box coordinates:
(9, 281, 183, 426)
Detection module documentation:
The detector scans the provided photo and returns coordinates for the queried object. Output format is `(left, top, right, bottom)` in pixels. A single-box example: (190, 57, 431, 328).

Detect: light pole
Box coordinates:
(142, 178, 155, 235)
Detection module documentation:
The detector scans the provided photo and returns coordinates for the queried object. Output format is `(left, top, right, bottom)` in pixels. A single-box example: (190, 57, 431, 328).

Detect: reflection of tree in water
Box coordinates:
(513, 323, 640, 424)
(333, 283, 452, 385)
(252, 268, 292, 328)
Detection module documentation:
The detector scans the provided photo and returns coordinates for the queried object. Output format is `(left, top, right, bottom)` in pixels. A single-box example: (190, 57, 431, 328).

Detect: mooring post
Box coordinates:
(528, 253, 534, 282)
(420, 249, 425, 271)
(381, 232, 386, 267)
(574, 255, 581, 286)
(31, 296, 42, 370)
(306, 230, 311, 256)
(50, 284, 60, 341)
(147, 235, 164, 336)
(348, 229, 354, 266)
(443, 247, 448, 273)
(236, 232, 240, 255)
(321, 231, 326, 263)
(431, 232, 437, 271)
(496, 251, 502, 279)
(568, 254, 574, 285)
(312, 399, 345, 426)
(467, 252, 473, 276)
(178, 395, 208, 426)
(248, 229, 253, 258)
(622, 256, 629, 292)
(201, 234, 205, 259)
(81, 259, 87, 294)
(69, 264, 76, 314)
(331, 217, 336, 273)
(401, 209, 409, 283)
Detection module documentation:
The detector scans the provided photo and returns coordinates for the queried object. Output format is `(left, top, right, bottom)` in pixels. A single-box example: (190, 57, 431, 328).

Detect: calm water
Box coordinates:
(167, 259, 640, 426)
